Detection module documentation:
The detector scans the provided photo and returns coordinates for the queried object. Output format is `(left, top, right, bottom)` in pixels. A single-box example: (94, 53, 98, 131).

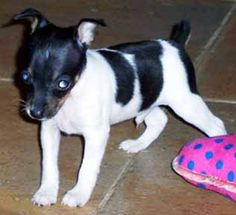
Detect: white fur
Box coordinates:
(119, 107, 168, 153)
(33, 40, 227, 207)
(78, 22, 97, 45)
(157, 40, 226, 136)
(32, 120, 60, 206)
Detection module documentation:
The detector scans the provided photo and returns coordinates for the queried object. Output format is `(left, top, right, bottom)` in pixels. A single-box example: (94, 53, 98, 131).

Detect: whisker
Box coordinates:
(10, 98, 27, 106)
(19, 99, 27, 105)
(20, 106, 28, 114)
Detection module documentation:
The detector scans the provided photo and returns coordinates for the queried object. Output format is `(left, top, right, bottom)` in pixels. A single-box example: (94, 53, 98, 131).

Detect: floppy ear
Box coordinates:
(12, 8, 49, 33)
(76, 18, 106, 46)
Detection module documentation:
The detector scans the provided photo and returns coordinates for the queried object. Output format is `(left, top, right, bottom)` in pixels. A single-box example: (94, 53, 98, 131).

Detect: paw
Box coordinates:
(32, 186, 58, 206)
(208, 117, 227, 137)
(214, 117, 227, 135)
(119, 139, 147, 153)
(62, 189, 90, 208)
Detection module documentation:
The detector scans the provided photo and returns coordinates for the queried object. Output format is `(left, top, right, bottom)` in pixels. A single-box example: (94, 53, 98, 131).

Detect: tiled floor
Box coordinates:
(0, 1, 235, 215)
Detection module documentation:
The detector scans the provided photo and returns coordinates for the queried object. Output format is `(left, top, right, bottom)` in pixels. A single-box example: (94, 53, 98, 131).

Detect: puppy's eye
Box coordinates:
(57, 80, 71, 91)
(21, 71, 32, 85)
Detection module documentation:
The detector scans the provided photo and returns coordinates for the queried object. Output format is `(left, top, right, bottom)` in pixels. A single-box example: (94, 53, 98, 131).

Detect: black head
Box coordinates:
(13, 8, 105, 120)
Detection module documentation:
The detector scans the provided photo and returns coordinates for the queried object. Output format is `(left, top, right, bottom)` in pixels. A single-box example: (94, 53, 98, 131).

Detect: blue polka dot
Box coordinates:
(178, 155, 184, 165)
(234, 152, 236, 158)
(205, 151, 214, 160)
(194, 143, 203, 150)
(197, 183, 206, 189)
(188, 160, 195, 170)
(215, 138, 224, 143)
(201, 171, 207, 175)
(224, 144, 234, 150)
(227, 171, 235, 182)
(216, 160, 224, 169)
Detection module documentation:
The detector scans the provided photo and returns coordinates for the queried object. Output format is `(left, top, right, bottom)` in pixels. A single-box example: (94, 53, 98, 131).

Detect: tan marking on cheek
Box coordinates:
(54, 75, 80, 113)
(45, 94, 70, 117)
(75, 74, 80, 82)
(28, 67, 33, 75)
(57, 92, 71, 109)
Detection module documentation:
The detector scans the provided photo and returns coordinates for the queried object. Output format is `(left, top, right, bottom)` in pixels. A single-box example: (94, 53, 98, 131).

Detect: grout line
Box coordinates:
(0, 78, 14, 83)
(194, 2, 236, 106)
(205, 98, 236, 105)
(95, 155, 135, 214)
(194, 2, 236, 69)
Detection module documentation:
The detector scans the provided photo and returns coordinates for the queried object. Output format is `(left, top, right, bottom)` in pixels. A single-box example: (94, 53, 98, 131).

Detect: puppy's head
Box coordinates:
(13, 8, 105, 121)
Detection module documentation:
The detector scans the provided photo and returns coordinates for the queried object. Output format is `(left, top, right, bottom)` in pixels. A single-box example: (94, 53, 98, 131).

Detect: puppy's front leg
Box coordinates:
(32, 120, 61, 206)
(62, 126, 110, 207)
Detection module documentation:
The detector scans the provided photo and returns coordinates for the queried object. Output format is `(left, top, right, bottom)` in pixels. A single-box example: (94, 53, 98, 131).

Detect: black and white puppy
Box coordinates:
(13, 8, 226, 207)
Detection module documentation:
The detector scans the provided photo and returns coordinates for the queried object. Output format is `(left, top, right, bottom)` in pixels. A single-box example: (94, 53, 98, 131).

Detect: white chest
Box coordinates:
(52, 49, 143, 134)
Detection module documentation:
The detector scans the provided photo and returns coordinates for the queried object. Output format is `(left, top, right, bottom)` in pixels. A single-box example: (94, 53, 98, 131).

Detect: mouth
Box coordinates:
(25, 108, 47, 121)
(25, 106, 56, 121)
(24, 94, 68, 121)
(30, 115, 48, 121)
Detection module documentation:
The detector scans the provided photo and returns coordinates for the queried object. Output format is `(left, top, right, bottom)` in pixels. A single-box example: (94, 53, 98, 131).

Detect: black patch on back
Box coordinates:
(98, 50, 135, 105)
(169, 41, 198, 94)
(109, 41, 163, 111)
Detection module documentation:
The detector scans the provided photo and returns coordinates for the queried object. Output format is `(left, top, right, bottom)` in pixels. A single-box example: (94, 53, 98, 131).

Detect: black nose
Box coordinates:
(30, 108, 44, 119)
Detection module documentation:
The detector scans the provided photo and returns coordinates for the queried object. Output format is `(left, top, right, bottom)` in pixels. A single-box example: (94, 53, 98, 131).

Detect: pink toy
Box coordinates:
(172, 134, 236, 201)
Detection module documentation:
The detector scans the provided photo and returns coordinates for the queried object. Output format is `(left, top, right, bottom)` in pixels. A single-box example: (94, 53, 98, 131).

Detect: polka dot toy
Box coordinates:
(172, 134, 236, 201)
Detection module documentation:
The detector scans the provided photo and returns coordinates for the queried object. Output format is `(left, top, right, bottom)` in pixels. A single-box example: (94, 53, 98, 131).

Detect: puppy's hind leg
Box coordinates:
(169, 93, 227, 137)
(119, 107, 168, 153)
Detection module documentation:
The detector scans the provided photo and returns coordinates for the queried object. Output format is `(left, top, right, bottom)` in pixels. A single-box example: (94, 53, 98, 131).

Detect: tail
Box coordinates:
(169, 20, 191, 46)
